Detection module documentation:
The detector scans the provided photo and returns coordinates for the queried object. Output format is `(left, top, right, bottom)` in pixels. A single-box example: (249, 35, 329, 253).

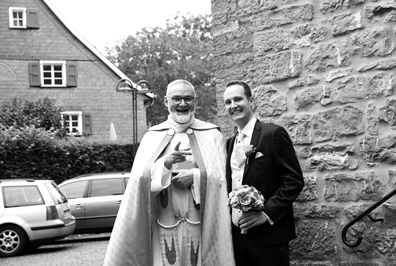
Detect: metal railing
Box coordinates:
(341, 188, 396, 247)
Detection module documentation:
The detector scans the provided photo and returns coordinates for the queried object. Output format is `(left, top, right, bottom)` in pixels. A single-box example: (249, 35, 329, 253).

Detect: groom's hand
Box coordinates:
(239, 210, 268, 231)
(164, 142, 192, 169)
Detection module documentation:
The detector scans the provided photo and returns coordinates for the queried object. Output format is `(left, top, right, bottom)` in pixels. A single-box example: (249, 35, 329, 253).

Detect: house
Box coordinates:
(0, 0, 153, 142)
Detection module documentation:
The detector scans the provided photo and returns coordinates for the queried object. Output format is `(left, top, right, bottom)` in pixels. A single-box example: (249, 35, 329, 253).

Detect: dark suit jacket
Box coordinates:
(226, 120, 304, 245)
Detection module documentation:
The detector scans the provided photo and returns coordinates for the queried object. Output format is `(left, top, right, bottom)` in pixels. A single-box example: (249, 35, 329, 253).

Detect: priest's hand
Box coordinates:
(164, 142, 192, 170)
(171, 169, 193, 189)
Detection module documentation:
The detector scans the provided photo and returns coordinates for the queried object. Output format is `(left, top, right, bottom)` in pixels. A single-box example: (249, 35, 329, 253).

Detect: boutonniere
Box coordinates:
(243, 144, 256, 164)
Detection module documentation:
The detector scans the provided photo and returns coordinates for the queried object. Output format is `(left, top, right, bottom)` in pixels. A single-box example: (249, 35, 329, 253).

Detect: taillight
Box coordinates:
(46, 206, 59, 220)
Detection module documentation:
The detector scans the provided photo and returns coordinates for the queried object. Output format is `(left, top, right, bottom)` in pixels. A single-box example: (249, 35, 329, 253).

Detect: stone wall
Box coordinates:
(212, 0, 396, 265)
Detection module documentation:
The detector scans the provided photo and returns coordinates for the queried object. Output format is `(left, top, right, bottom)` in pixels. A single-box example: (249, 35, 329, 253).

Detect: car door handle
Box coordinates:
(75, 204, 84, 209)
(117, 200, 122, 205)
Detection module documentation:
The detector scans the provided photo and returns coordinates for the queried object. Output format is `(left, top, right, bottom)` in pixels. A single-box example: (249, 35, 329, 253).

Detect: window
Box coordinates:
(42, 61, 66, 86)
(9, 7, 25, 28)
(61, 112, 92, 136)
(29, 61, 78, 87)
(90, 179, 124, 197)
(62, 111, 83, 135)
(45, 182, 68, 204)
(3, 186, 44, 207)
(59, 181, 89, 199)
(9, 7, 39, 29)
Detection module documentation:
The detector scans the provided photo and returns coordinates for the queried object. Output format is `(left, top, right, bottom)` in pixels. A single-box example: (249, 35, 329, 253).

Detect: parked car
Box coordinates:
(58, 172, 130, 234)
(0, 179, 76, 257)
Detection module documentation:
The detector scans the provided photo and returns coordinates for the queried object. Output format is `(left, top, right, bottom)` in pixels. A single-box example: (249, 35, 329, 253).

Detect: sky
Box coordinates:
(48, 0, 212, 54)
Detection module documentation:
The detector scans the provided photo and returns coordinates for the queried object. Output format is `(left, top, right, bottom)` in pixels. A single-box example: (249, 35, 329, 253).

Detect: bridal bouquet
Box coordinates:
(227, 185, 265, 233)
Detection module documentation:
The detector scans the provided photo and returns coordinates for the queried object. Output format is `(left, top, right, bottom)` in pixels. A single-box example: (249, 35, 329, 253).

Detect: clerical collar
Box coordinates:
(167, 115, 195, 133)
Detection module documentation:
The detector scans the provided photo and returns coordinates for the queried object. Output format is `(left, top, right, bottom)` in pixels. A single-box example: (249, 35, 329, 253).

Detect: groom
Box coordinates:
(223, 80, 304, 266)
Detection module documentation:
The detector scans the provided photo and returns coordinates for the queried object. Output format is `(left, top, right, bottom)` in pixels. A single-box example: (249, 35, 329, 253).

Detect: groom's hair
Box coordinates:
(225, 80, 252, 100)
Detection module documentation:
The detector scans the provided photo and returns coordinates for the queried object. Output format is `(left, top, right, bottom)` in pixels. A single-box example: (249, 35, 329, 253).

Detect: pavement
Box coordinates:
(56, 232, 112, 243)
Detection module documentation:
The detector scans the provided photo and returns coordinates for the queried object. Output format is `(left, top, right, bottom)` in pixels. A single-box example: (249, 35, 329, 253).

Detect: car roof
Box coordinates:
(59, 172, 130, 185)
(0, 179, 53, 184)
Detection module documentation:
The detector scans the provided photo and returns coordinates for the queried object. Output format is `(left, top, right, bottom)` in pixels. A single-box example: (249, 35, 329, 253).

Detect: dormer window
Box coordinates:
(9, 7, 39, 29)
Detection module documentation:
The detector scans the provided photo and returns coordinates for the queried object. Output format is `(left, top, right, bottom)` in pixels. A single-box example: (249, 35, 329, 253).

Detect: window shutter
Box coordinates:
(28, 62, 41, 87)
(82, 113, 92, 136)
(27, 10, 39, 28)
(66, 62, 78, 87)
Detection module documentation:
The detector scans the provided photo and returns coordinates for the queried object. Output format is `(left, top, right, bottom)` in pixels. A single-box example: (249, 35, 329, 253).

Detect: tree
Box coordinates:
(0, 97, 65, 134)
(106, 14, 216, 125)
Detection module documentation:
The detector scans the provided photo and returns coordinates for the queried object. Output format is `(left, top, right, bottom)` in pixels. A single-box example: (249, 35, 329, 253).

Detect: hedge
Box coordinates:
(0, 125, 136, 184)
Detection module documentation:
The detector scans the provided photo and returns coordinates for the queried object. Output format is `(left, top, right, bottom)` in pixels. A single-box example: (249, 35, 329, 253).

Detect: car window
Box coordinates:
(3, 186, 44, 207)
(90, 178, 123, 197)
(45, 182, 68, 204)
(124, 177, 129, 189)
(60, 180, 88, 199)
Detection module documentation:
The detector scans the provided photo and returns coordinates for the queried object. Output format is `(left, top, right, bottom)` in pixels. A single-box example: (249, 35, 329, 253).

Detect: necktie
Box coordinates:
(234, 132, 246, 166)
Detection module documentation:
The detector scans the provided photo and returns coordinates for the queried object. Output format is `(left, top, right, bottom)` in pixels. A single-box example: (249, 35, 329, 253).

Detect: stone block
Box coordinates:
(358, 57, 396, 72)
(351, 27, 394, 57)
(325, 68, 352, 82)
(288, 75, 320, 89)
(291, 21, 328, 47)
(213, 21, 240, 37)
(366, 102, 379, 136)
(379, 98, 396, 125)
(253, 29, 290, 55)
(303, 204, 339, 218)
(294, 85, 327, 110)
(312, 105, 365, 142)
(365, 1, 396, 22)
(252, 4, 314, 31)
(335, 72, 394, 104)
(256, 51, 302, 83)
(324, 171, 382, 202)
(291, 220, 337, 259)
(306, 153, 358, 171)
(305, 40, 349, 72)
(252, 85, 287, 116)
(281, 114, 312, 145)
(211, 0, 236, 15)
(319, 0, 366, 14)
(360, 134, 396, 165)
(330, 12, 363, 36)
(297, 175, 318, 201)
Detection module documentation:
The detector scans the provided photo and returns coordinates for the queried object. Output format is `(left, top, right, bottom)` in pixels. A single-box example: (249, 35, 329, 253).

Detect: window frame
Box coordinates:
(40, 61, 67, 87)
(9, 7, 26, 28)
(61, 111, 83, 136)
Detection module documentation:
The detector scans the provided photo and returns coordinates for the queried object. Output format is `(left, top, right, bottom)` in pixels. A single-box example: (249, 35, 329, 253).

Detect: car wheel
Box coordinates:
(0, 225, 28, 257)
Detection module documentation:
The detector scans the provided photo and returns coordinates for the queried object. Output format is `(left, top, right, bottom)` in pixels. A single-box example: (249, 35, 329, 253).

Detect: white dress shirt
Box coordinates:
(231, 117, 273, 226)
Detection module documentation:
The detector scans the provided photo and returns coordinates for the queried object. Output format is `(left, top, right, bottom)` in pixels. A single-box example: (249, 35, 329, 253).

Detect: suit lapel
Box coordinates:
(243, 121, 262, 177)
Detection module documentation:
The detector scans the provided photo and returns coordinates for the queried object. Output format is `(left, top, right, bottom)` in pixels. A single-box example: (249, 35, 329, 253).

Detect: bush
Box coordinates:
(0, 125, 136, 184)
(0, 97, 66, 136)
(0, 97, 136, 183)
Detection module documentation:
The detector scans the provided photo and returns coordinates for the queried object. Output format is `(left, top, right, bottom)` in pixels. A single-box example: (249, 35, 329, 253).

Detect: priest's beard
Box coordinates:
(170, 110, 195, 124)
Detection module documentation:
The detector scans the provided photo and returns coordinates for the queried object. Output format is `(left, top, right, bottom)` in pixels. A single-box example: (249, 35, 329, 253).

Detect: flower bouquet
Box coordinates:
(227, 185, 265, 234)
